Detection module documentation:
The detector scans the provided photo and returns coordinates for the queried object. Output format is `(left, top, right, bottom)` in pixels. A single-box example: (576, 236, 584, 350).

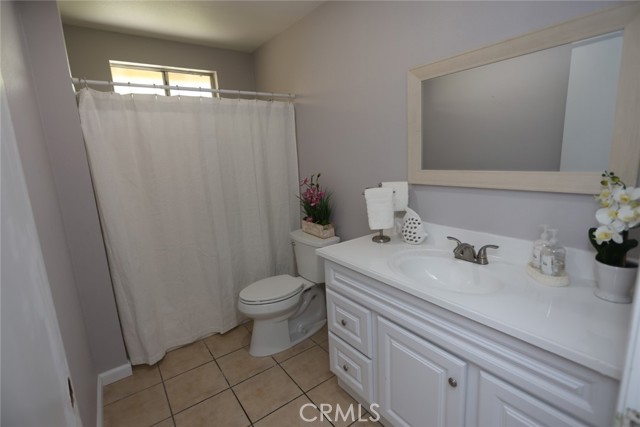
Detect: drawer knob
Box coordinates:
(340, 319, 347, 326)
(343, 364, 349, 372)
(448, 377, 457, 388)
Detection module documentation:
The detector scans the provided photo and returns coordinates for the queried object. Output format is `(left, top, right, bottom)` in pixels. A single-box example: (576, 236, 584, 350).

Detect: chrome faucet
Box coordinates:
(447, 236, 499, 265)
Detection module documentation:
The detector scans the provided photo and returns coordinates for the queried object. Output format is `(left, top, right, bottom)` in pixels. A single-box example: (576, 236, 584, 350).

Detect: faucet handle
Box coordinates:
(447, 236, 462, 247)
(477, 245, 499, 265)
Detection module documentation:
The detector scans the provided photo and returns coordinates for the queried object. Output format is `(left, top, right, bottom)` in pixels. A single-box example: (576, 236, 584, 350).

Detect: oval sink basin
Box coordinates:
(387, 249, 506, 294)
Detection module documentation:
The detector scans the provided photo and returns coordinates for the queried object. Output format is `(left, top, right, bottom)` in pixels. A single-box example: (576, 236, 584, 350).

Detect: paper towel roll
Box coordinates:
(364, 187, 394, 230)
(382, 181, 408, 211)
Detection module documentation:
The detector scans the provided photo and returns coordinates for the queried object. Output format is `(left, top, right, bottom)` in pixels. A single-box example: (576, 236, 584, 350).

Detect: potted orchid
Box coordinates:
(299, 173, 335, 238)
(588, 171, 639, 303)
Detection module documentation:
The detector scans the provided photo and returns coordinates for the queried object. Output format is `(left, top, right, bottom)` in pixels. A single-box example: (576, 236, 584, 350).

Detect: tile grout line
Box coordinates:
(273, 343, 337, 427)
(207, 343, 256, 427)
(156, 362, 178, 427)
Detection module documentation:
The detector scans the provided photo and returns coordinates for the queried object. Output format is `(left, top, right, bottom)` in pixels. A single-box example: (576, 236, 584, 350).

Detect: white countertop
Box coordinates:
(317, 224, 633, 380)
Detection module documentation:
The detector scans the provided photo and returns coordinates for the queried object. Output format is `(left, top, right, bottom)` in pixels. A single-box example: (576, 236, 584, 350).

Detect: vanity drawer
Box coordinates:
(327, 289, 373, 357)
(329, 333, 375, 404)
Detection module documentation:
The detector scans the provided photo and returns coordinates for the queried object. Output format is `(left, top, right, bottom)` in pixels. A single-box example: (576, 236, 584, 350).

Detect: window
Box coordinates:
(109, 61, 218, 97)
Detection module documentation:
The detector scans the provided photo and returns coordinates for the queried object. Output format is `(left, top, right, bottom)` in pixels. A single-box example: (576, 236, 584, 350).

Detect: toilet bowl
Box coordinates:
(238, 230, 340, 357)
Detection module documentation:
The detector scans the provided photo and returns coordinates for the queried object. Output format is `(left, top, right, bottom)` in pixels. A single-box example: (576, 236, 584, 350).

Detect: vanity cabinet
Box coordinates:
(324, 261, 618, 427)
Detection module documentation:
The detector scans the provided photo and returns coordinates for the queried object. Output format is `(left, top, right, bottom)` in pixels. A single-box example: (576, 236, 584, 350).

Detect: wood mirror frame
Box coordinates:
(408, 4, 640, 194)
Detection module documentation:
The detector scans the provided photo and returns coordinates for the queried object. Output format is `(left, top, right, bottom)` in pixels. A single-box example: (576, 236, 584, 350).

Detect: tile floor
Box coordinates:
(103, 323, 382, 427)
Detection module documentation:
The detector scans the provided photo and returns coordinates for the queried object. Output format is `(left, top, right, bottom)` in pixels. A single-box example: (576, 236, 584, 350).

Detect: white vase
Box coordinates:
(400, 208, 427, 245)
(594, 260, 637, 304)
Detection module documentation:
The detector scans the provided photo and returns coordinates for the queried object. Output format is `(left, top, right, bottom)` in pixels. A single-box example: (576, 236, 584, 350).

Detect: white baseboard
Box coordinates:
(99, 363, 132, 386)
(96, 362, 132, 427)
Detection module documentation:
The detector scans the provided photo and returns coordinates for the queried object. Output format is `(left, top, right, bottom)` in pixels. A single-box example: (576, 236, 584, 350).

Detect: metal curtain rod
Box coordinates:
(71, 78, 295, 100)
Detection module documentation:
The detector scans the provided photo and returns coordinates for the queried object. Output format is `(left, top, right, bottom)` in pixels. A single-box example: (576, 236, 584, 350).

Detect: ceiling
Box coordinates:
(58, 1, 324, 53)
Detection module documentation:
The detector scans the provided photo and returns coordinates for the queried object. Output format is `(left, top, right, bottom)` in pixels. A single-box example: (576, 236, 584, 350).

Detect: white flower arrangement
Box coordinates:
(589, 171, 640, 266)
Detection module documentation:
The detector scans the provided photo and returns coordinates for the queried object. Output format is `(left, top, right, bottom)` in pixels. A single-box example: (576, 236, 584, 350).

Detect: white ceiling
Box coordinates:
(58, 1, 324, 53)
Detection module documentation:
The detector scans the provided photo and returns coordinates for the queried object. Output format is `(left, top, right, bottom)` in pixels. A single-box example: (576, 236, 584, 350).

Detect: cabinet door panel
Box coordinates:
(377, 317, 466, 427)
(478, 371, 588, 427)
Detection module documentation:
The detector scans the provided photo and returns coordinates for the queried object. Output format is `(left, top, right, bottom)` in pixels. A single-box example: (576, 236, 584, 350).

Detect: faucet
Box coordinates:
(447, 236, 499, 265)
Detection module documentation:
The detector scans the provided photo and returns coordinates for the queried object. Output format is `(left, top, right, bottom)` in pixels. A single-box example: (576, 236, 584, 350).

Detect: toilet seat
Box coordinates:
(239, 275, 305, 305)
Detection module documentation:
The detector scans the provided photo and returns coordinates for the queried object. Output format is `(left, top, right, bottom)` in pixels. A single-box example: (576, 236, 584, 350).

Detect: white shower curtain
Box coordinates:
(78, 89, 299, 365)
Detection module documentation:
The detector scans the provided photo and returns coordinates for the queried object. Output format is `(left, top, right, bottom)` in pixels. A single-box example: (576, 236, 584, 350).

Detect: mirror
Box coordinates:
(408, 4, 640, 193)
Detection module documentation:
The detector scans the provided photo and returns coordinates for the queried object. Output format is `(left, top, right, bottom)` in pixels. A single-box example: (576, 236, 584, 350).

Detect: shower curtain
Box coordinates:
(78, 89, 299, 365)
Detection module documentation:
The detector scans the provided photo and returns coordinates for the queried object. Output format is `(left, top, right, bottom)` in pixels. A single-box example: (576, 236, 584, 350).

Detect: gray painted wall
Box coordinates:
(254, 1, 629, 251)
(1, 1, 99, 424)
(19, 1, 129, 375)
(63, 24, 256, 94)
(2, 74, 81, 427)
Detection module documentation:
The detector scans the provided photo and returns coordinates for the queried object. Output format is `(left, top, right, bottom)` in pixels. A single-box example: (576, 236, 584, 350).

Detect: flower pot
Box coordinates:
(594, 259, 637, 304)
(301, 220, 335, 239)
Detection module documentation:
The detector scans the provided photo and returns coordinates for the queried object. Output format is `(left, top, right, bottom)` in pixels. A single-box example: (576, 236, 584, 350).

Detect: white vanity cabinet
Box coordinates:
(323, 261, 619, 427)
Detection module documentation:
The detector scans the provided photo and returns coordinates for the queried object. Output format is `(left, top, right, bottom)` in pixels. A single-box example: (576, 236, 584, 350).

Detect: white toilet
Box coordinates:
(238, 229, 340, 357)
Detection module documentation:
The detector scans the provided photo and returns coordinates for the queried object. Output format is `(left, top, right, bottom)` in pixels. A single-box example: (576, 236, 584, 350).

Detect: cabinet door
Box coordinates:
(478, 371, 588, 427)
(377, 317, 466, 427)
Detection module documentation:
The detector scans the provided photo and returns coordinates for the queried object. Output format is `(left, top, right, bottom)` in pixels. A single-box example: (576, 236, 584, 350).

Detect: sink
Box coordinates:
(387, 249, 506, 294)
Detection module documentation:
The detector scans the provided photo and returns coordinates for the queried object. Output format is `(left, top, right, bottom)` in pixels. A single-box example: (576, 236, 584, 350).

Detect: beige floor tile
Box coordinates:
(164, 361, 229, 414)
(319, 339, 330, 352)
(308, 377, 362, 427)
(104, 383, 171, 427)
(152, 418, 175, 427)
(310, 324, 328, 344)
(233, 365, 302, 422)
(158, 341, 213, 380)
(173, 389, 249, 427)
(103, 364, 162, 405)
(254, 395, 332, 427)
(217, 347, 275, 385)
(243, 321, 253, 332)
(273, 339, 316, 363)
(203, 326, 251, 358)
(281, 346, 333, 391)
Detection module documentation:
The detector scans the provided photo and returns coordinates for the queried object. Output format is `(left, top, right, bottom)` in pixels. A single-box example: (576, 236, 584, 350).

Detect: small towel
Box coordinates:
(382, 181, 409, 211)
(364, 187, 395, 230)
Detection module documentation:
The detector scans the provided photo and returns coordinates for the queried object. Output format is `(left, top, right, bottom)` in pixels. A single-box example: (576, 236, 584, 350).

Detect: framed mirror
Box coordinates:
(408, 4, 640, 194)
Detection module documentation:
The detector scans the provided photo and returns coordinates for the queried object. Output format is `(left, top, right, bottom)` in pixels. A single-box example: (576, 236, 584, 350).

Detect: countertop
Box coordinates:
(317, 225, 633, 380)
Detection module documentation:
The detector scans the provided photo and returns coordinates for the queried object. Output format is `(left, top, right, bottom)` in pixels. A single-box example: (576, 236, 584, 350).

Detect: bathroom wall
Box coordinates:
(1, 1, 100, 424)
(254, 1, 627, 251)
(63, 24, 256, 94)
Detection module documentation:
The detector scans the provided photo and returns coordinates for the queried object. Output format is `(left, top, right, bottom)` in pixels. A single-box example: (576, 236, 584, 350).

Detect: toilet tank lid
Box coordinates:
(290, 229, 340, 248)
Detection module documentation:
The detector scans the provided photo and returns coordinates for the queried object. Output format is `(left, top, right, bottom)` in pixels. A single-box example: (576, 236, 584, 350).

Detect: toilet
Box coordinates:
(238, 229, 340, 357)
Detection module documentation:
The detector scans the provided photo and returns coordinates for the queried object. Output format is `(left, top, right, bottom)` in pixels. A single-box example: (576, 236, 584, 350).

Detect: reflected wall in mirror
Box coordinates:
(408, 4, 640, 193)
(421, 32, 622, 172)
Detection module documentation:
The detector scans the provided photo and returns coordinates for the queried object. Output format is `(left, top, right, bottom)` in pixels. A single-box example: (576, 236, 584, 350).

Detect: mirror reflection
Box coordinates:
(421, 31, 623, 172)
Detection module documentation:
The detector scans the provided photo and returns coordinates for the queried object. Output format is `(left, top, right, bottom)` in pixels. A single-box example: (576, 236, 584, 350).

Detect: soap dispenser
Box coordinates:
(540, 229, 566, 277)
(531, 225, 550, 270)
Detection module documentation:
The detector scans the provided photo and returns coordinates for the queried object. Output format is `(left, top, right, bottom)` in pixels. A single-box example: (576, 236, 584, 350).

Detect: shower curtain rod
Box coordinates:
(71, 77, 295, 100)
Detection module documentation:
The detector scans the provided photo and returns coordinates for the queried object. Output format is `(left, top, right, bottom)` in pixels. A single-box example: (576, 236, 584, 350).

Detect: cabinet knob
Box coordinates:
(340, 319, 347, 326)
(448, 377, 457, 388)
(343, 364, 348, 372)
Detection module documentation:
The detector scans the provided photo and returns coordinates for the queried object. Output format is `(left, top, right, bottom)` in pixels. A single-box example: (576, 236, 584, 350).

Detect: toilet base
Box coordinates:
(249, 318, 326, 357)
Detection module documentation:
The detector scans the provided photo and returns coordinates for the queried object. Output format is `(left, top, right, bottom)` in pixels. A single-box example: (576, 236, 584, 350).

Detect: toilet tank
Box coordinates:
(290, 229, 340, 283)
